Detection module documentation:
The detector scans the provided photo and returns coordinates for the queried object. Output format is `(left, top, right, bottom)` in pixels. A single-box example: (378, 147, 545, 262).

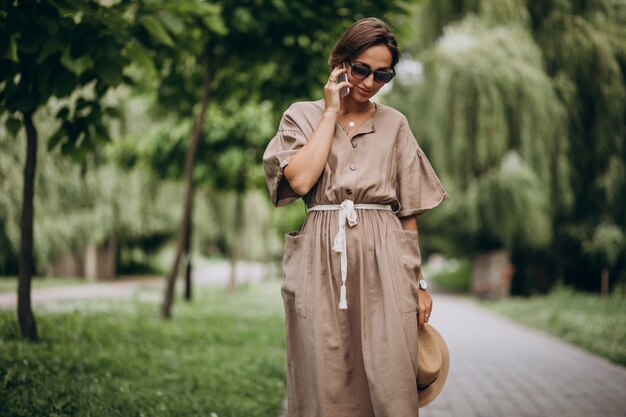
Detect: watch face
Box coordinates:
(419, 279, 427, 290)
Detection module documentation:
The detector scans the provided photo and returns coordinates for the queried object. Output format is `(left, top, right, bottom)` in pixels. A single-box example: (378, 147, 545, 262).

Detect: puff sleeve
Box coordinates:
(395, 118, 448, 217)
(262, 109, 308, 207)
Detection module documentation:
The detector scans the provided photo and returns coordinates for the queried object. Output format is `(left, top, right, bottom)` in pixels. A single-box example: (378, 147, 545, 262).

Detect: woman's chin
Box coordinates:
(349, 91, 372, 102)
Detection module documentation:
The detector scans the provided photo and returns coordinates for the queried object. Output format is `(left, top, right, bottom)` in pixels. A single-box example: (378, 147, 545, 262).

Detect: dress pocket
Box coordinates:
(392, 229, 422, 313)
(281, 231, 312, 318)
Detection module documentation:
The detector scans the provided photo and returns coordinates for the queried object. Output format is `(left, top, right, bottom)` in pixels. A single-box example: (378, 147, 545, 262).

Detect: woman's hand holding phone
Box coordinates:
(324, 64, 352, 114)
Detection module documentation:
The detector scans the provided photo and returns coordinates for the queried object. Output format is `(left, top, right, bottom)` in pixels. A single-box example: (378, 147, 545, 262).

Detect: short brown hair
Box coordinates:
(328, 17, 400, 69)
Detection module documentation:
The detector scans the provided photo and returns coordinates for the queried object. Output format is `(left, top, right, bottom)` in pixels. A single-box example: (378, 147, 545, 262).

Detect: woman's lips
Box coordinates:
(357, 86, 372, 95)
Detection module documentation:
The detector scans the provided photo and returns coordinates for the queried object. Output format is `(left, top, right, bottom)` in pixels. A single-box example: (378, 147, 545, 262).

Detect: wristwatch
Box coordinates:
(418, 277, 428, 290)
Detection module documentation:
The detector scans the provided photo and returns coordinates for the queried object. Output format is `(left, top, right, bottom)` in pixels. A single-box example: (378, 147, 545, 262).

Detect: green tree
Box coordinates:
(130, 0, 227, 317)
(389, 0, 626, 293)
(0, 0, 139, 341)
(388, 16, 571, 291)
(199, 101, 274, 291)
(527, 0, 626, 291)
(0, 119, 184, 276)
(138, 0, 409, 318)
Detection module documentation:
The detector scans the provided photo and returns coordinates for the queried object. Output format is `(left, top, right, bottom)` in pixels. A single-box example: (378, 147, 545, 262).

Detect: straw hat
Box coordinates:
(417, 323, 450, 408)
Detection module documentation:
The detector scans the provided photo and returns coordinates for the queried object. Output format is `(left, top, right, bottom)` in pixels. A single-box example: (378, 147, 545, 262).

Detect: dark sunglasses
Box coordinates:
(348, 61, 395, 84)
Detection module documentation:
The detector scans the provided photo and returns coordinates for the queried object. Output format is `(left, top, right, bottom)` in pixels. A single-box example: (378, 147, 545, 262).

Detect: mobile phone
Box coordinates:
(339, 62, 350, 98)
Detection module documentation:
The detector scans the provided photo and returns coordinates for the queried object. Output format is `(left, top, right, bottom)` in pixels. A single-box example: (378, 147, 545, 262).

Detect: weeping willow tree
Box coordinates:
(388, 0, 626, 294)
(528, 0, 626, 291)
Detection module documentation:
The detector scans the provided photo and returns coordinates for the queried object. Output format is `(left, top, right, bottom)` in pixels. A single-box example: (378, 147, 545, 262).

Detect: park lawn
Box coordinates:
(0, 281, 286, 417)
(482, 286, 626, 367)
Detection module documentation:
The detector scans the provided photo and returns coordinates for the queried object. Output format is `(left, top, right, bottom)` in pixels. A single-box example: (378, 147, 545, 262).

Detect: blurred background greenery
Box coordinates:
(1, 0, 625, 300)
(1, 1, 625, 414)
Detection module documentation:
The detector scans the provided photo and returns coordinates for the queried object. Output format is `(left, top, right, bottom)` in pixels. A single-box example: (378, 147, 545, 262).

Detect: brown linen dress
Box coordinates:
(263, 99, 447, 417)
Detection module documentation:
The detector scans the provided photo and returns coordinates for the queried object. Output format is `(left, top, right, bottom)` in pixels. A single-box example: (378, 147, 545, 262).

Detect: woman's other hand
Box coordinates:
(418, 289, 433, 333)
(400, 215, 433, 333)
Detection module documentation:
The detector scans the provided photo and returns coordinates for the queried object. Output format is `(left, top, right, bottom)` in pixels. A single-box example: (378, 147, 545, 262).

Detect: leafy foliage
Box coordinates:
(463, 152, 552, 250)
(582, 223, 625, 268)
(112, 0, 412, 277)
(387, 0, 626, 292)
(135, 0, 408, 122)
(0, 0, 415, 278)
(390, 19, 569, 252)
(529, 1, 626, 287)
(121, 0, 412, 185)
(0, 117, 183, 273)
(419, 0, 530, 46)
(0, 0, 143, 155)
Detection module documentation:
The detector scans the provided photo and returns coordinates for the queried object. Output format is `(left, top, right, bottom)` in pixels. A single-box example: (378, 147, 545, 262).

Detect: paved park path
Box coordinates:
(0, 261, 271, 309)
(419, 294, 626, 417)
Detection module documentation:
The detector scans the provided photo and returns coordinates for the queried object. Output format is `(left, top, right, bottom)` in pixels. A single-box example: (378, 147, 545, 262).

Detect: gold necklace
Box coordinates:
(343, 104, 372, 128)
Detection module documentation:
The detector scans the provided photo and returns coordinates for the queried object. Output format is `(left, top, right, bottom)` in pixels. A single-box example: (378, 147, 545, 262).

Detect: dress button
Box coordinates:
(346, 189, 353, 195)
(350, 164, 356, 171)
(351, 140, 357, 148)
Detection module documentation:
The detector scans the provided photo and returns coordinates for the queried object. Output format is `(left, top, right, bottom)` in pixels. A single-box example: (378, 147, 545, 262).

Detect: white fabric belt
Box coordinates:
(307, 200, 392, 310)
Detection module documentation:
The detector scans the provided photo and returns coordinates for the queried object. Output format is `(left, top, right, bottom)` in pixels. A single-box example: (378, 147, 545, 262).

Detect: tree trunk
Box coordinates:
(184, 213, 192, 301)
(601, 267, 609, 298)
(471, 249, 514, 300)
(17, 112, 39, 342)
(184, 255, 192, 300)
(228, 182, 245, 292)
(161, 54, 214, 319)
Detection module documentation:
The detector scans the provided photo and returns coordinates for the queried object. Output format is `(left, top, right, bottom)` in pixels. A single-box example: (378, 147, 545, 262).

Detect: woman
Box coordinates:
(263, 17, 447, 417)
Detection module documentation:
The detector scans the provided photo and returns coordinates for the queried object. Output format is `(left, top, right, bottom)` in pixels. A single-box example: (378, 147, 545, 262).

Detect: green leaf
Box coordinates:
(60, 50, 94, 76)
(56, 107, 70, 119)
(123, 43, 156, 74)
(76, 98, 88, 111)
(198, 3, 228, 35)
(138, 15, 175, 47)
(159, 11, 185, 36)
(94, 123, 110, 141)
(35, 65, 52, 95)
(5, 117, 21, 137)
(201, 13, 227, 36)
(6, 36, 18, 63)
(231, 8, 253, 32)
(50, 65, 78, 98)
(121, 74, 136, 86)
(37, 38, 64, 64)
(48, 0, 84, 15)
(95, 59, 124, 87)
(47, 130, 66, 151)
(104, 106, 122, 119)
(12, 92, 38, 114)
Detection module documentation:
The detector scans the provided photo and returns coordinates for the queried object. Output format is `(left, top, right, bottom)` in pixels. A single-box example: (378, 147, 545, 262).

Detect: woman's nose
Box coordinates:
(363, 73, 375, 88)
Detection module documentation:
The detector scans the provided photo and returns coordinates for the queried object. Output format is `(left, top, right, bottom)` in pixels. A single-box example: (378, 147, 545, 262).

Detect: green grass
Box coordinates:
(0, 281, 286, 417)
(482, 285, 626, 367)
